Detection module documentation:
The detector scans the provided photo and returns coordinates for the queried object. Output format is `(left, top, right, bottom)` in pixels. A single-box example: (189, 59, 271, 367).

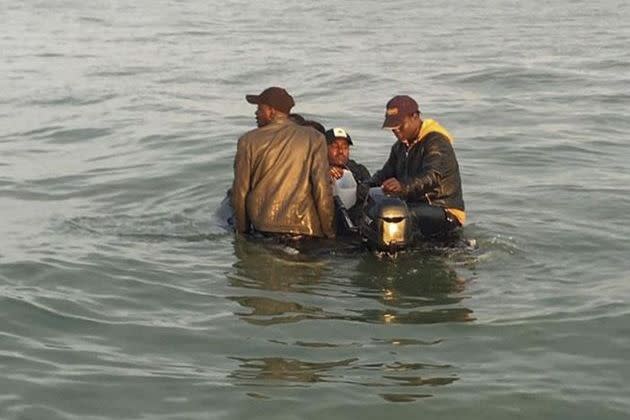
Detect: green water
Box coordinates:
(2, 0, 630, 418)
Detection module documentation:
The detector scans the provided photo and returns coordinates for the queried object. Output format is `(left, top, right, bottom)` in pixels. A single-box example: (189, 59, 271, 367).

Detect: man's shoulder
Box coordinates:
(239, 126, 264, 142)
(423, 131, 450, 141)
(421, 132, 454, 152)
(300, 126, 325, 141)
(238, 125, 281, 149)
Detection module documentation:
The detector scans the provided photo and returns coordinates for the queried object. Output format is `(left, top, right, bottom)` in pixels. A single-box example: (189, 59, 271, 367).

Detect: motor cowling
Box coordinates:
(359, 187, 412, 252)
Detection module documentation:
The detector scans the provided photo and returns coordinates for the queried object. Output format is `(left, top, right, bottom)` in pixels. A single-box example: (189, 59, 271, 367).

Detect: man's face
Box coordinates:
(391, 113, 420, 145)
(255, 104, 273, 127)
(328, 138, 350, 167)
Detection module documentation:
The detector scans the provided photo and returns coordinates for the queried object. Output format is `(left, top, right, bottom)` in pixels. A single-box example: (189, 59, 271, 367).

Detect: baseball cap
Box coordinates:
(324, 127, 353, 145)
(246, 87, 295, 114)
(382, 95, 420, 129)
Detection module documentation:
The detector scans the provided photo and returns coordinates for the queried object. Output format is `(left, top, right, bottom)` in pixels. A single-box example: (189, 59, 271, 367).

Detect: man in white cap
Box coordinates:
(325, 127, 370, 232)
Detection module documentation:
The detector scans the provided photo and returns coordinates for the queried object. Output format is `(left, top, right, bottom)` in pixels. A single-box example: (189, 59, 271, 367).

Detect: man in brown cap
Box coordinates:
(231, 87, 335, 240)
(367, 95, 465, 238)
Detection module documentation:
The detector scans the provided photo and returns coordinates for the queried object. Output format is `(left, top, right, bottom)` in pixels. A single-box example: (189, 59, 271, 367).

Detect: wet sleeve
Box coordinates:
(310, 134, 336, 238)
(231, 136, 251, 233)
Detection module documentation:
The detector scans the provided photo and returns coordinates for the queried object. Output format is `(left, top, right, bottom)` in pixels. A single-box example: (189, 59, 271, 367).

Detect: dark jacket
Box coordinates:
(369, 119, 465, 221)
(346, 159, 371, 185)
(232, 117, 335, 238)
(345, 159, 370, 224)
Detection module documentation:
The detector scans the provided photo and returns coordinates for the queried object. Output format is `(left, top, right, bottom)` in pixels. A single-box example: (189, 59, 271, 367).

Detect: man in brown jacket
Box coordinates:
(231, 87, 335, 239)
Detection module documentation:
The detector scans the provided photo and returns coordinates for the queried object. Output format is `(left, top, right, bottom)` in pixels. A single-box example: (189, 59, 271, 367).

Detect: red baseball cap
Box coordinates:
(246, 87, 295, 114)
(382, 95, 420, 128)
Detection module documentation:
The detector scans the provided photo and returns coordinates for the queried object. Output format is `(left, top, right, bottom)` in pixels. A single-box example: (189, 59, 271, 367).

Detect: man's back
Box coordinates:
(232, 118, 335, 238)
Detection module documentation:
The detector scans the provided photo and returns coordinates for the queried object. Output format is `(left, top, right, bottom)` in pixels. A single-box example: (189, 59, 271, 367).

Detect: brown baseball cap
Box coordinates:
(246, 87, 295, 114)
(382, 95, 420, 129)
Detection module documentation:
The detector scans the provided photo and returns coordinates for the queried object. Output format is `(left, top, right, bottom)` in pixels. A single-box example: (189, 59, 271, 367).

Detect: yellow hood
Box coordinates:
(418, 119, 454, 144)
(417, 119, 465, 224)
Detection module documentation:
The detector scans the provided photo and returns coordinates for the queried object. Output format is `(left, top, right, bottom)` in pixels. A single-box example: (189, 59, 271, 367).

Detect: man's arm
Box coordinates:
(310, 135, 336, 238)
(231, 137, 251, 233)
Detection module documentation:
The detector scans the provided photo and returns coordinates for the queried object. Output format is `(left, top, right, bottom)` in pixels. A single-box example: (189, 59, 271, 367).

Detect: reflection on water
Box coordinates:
(228, 238, 474, 326)
(270, 339, 358, 348)
(372, 338, 443, 346)
(230, 355, 459, 402)
(380, 393, 433, 402)
(346, 307, 474, 324)
(348, 252, 475, 324)
(351, 252, 469, 307)
(228, 237, 326, 293)
(229, 356, 358, 384)
(227, 237, 472, 401)
(229, 294, 473, 326)
(228, 295, 327, 325)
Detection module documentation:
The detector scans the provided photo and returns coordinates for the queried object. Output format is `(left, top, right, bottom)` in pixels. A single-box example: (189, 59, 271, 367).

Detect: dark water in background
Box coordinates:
(2, 0, 630, 418)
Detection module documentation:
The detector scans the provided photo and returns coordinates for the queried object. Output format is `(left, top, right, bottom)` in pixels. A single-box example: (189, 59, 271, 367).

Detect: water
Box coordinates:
(2, 0, 630, 418)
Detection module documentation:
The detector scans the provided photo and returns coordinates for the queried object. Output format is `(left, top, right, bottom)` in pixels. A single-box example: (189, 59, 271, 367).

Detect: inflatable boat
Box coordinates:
(218, 183, 419, 254)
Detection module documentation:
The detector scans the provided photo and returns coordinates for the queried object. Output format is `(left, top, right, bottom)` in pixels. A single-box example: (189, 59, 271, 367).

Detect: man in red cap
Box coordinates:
(231, 87, 335, 240)
(367, 95, 466, 237)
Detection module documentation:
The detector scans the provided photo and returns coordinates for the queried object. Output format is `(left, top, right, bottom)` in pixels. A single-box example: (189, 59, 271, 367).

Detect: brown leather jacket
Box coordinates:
(232, 117, 335, 238)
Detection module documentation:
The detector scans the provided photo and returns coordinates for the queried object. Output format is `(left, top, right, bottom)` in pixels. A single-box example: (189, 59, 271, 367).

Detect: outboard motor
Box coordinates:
(359, 187, 412, 253)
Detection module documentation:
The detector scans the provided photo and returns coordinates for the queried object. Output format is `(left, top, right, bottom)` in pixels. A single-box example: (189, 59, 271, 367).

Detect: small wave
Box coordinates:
(38, 127, 112, 144)
(78, 16, 107, 24)
(442, 65, 583, 88)
(463, 227, 523, 264)
(33, 52, 65, 58)
(63, 214, 230, 243)
(27, 93, 117, 107)
(87, 66, 160, 78)
(4, 125, 63, 141)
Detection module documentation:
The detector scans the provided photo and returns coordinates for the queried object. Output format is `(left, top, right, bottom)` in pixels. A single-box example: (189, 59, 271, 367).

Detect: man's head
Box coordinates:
(246, 87, 295, 127)
(382, 95, 422, 144)
(325, 127, 353, 168)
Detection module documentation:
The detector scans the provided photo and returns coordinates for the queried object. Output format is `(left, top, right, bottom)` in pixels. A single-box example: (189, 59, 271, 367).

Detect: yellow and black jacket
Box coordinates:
(369, 119, 466, 225)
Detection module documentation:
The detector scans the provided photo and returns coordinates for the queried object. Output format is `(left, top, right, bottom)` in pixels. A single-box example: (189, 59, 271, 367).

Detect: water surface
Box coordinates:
(2, 1, 630, 419)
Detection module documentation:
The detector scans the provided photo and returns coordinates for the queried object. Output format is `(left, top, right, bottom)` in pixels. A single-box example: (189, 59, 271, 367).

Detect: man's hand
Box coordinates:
(382, 177, 404, 194)
(329, 166, 344, 181)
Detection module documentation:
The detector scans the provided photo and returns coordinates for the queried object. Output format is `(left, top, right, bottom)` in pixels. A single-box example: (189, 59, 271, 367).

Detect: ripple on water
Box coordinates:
(37, 127, 113, 145)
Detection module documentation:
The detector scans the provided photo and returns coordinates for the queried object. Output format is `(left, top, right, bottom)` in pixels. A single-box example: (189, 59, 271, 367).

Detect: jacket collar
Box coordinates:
(417, 119, 454, 144)
(269, 115, 290, 126)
